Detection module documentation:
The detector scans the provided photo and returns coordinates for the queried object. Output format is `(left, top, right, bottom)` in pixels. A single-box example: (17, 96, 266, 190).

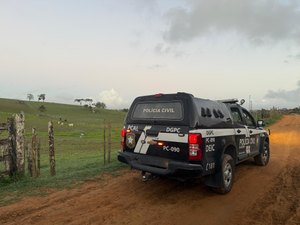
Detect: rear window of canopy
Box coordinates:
(131, 101, 183, 121)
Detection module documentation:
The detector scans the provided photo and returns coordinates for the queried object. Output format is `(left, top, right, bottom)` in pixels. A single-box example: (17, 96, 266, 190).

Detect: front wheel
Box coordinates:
(254, 141, 270, 166)
(212, 154, 235, 194)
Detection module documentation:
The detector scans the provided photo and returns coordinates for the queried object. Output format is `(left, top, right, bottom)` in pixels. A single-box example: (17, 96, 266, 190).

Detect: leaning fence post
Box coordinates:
(48, 121, 56, 176)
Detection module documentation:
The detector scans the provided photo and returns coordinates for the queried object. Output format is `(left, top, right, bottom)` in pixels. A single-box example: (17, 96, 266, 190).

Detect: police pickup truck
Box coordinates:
(118, 93, 270, 194)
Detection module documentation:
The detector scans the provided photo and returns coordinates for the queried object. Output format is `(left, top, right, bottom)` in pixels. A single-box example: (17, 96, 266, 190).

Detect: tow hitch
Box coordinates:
(141, 171, 155, 182)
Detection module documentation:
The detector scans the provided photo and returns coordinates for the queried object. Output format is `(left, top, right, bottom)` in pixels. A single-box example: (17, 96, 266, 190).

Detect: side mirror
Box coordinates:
(257, 120, 265, 127)
(240, 99, 245, 105)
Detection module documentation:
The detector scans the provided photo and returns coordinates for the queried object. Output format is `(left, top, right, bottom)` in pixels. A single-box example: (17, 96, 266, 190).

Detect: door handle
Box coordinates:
(237, 129, 241, 134)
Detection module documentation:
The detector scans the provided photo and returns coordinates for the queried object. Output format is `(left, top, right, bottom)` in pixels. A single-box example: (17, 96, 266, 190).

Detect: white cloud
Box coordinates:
(98, 89, 128, 109)
(265, 80, 300, 105)
(163, 0, 300, 44)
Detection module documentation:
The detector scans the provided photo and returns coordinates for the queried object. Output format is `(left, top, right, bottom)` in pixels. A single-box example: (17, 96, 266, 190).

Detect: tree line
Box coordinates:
(74, 98, 106, 109)
(26, 94, 107, 110)
(27, 94, 46, 102)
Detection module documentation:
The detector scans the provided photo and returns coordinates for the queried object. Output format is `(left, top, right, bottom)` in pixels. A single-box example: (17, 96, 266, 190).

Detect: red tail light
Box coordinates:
(188, 133, 202, 160)
(121, 128, 126, 138)
(121, 128, 126, 150)
(121, 128, 132, 150)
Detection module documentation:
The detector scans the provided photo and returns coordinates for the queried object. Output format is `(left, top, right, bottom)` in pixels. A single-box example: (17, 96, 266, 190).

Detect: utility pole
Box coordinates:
(249, 95, 253, 111)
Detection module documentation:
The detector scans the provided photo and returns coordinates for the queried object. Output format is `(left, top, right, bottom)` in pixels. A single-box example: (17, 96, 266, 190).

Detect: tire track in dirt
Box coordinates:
(0, 115, 300, 225)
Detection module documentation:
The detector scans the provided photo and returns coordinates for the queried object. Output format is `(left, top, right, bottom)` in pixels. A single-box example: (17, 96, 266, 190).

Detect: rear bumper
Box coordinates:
(118, 151, 203, 178)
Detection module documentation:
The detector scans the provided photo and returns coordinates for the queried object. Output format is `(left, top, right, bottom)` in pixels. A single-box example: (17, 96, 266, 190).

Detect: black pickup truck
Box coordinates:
(118, 92, 270, 194)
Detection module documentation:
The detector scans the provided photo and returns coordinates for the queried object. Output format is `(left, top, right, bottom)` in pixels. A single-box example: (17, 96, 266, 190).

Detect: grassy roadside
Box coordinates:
(264, 114, 283, 126)
(0, 98, 127, 206)
(255, 111, 283, 127)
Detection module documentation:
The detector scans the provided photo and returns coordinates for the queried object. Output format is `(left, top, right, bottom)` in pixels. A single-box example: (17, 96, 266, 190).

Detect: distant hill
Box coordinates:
(0, 98, 127, 136)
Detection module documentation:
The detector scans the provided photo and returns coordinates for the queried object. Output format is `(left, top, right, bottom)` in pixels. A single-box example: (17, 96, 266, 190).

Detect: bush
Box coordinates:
(38, 105, 46, 112)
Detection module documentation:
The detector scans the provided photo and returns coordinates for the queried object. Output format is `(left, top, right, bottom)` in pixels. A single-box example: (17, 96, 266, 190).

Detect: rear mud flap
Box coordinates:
(204, 170, 223, 188)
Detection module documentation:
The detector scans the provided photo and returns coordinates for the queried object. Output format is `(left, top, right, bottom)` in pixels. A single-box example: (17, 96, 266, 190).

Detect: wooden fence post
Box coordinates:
(31, 128, 37, 177)
(108, 122, 111, 164)
(27, 143, 32, 177)
(37, 138, 41, 176)
(7, 117, 16, 175)
(14, 112, 25, 174)
(48, 121, 56, 176)
(103, 124, 106, 165)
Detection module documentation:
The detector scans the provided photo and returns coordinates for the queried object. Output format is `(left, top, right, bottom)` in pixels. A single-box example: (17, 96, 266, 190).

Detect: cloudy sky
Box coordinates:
(1, 0, 300, 109)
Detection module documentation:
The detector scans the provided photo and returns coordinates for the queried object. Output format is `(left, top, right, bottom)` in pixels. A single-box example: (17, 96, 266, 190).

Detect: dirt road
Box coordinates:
(0, 115, 300, 225)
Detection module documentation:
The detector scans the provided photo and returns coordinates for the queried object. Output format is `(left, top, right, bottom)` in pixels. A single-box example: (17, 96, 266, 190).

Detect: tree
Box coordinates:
(27, 94, 34, 101)
(38, 94, 46, 102)
(85, 98, 93, 104)
(95, 102, 106, 109)
(74, 98, 84, 105)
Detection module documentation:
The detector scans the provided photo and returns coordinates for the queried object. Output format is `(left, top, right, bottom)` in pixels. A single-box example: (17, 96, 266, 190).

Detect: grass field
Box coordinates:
(0, 98, 127, 206)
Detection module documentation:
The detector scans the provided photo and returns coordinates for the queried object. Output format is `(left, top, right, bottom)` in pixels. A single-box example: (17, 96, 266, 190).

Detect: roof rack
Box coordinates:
(217, 99, 239, 104)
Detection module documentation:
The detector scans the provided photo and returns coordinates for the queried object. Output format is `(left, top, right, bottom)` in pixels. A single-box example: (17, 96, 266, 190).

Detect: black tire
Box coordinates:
(213, 154, 235, 194)
(254, 141, 270, 166)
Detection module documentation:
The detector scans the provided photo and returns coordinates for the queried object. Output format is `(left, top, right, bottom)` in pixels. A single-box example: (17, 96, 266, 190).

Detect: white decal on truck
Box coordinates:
(128, 125, 138, 131)
(134, 126, 152, 154)
(166, 127, 181, 133)
(205, 137, 216, 152)
(206, 162, 215, 171)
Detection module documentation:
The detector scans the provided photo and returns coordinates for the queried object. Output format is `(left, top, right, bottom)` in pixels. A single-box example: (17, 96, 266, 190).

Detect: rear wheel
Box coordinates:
(254, 141, 270, 166)
(213, 154, 235, 194)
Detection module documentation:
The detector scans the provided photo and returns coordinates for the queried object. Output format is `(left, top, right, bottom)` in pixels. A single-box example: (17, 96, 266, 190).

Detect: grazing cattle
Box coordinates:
(58, 118, 69, 126)
(68, 123, 74, 127)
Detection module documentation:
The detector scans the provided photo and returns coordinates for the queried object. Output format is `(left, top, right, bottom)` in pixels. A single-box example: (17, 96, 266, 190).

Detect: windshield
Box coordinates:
(131, 101, 183, 121)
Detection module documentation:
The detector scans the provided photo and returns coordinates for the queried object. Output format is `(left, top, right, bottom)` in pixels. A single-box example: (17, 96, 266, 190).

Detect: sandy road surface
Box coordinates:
(0, 115, 300, 225)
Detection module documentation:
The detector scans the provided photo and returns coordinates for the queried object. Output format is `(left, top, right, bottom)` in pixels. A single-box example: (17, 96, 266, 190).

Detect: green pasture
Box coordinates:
(0, 98, 127, 206)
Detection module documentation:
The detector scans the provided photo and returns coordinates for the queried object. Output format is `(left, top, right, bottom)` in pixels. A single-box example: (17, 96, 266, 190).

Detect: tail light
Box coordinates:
(121, 128, 132, 150)
(121, 128, 126, 150)
(121, 128, 126, 138)
(188, 133, 203, 160)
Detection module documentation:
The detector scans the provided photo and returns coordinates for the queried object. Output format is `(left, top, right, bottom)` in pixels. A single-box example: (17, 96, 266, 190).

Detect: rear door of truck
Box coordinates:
(123, 94, 193, 162)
